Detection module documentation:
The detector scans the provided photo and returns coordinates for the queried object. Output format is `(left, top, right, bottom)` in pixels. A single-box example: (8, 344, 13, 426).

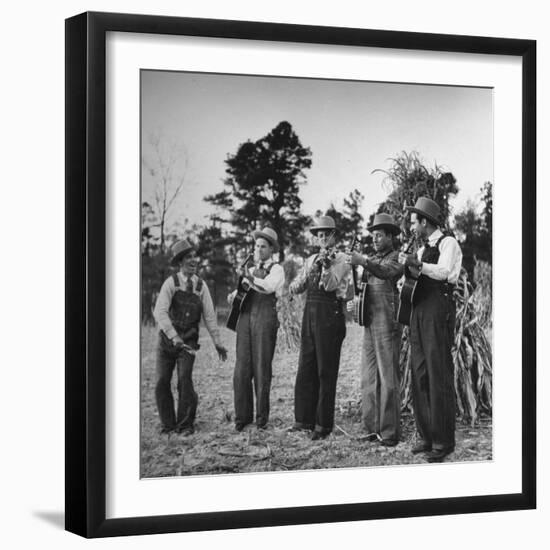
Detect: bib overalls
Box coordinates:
(155, 275, 203, 433)
(294, 260, 346, 436)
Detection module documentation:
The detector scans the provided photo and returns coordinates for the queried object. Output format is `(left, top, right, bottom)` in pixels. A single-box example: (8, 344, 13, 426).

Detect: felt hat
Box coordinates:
(170, 239, 196, 266)
(367, 213, 401, 235)
(252, 227, 279, 252)
(406, 197, 441, 227)
(310, 215, 336, 234)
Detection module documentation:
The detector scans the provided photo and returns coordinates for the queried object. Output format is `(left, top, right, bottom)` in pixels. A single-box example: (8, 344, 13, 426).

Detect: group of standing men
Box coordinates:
(152, 197, 462, 463)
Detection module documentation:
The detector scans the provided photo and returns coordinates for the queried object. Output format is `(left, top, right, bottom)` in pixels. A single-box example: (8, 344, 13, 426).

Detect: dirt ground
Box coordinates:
(141, 323, 492, 478)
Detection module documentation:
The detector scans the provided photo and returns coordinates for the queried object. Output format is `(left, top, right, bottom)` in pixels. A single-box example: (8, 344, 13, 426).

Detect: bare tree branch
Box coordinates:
(143, 131, 189, 253)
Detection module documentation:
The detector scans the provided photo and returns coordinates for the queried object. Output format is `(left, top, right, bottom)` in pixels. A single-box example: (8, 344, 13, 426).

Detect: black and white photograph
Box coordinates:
(140, 70, 493, 478)
(1, 0, 545, 544)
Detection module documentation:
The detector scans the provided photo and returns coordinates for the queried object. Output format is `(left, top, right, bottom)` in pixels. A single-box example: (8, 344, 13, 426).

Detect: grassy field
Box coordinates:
(141, 322, 492, 478)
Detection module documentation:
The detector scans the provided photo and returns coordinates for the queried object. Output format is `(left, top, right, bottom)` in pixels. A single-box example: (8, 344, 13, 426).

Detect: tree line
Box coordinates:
(141, 120, 492, 324)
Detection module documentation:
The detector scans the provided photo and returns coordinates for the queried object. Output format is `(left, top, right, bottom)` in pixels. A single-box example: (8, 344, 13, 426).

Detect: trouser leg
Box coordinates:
(373, 322, 402, 442)
(234, 312, 254, 426)
(175, 352, 197, 430)
(251, 313, 278, 427)
(294, 307, 317, 429)
(361, 326, 380, 434)
(410, 308, 432, 446)
(155, 336, 177, 431)
(422, 295, 456, 450)
(313, 305, 346, 434)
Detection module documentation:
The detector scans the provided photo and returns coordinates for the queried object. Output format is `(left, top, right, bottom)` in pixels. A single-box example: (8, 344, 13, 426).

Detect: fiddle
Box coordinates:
(315, 246, 337, 268)
(315, 230, 337, 268)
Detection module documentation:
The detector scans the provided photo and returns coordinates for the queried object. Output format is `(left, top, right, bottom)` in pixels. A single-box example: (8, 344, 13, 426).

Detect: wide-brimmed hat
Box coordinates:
(406, 197, 441, 227)
(170, 239, 196, 266)
(252, 227, 279, 252)
(367, 213, 401, 235)
(310, 215, 336, 234)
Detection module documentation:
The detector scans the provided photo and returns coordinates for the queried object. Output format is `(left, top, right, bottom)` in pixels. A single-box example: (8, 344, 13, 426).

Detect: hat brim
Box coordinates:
(170, 247, 195, 266)
(310, 226, 336, 235)
(406, 206, 440, 227)
(367, 223, 401, 235)
(252, 230, 279, 252)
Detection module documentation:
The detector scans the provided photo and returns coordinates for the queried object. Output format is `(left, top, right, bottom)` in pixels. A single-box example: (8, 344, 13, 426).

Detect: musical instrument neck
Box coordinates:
(403, 235, 416, 254)
(349, 235, 360, 294)
(240, 252, 253, 270)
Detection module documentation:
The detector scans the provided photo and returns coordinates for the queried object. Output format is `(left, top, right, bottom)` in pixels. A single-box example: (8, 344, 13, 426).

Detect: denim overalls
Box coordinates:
(294, 258, 346, 435)
(155, 275, 203, 432)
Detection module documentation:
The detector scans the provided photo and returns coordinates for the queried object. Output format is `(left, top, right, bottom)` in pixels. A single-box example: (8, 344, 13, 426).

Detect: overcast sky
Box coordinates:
(141, 70, 492, 231)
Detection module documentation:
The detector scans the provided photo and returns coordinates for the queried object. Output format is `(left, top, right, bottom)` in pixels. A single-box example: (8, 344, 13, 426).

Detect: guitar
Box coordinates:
(396, 236, 419, 325)
(226, 253, 254, 331)
(350, 236, 368, 326)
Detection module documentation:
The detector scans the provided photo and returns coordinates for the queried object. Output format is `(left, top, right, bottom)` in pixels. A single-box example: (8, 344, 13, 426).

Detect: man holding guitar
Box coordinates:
(228, 227, 284, 432)
(347, 213, 404, 446)
(398, 197, 462, 463)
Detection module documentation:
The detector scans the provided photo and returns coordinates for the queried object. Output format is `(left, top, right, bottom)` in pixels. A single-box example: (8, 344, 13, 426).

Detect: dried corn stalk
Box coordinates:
(276, 292, 304, 352)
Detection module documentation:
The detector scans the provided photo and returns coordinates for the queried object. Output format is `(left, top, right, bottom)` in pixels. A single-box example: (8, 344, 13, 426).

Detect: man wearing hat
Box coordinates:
(289, 215, 351, 440)
(229, 226, 285, 431)
(347, 213, 404, 446)
(398, 197, 463, 462)
(153, 239, 228, 436)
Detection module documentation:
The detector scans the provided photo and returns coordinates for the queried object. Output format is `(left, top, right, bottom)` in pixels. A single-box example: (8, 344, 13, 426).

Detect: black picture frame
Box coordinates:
(65, 11, 536, 538)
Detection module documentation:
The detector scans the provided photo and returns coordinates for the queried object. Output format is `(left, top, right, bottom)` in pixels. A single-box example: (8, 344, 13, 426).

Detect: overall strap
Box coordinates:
(172, 273, 180, 287)
(435, 234, 447, 249)
(195, 278, 203, 293)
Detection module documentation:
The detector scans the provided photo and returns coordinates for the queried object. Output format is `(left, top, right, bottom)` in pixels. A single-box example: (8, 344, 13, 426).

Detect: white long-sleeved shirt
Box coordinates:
(246, 259, 285, 295)
(153, 272, 221, 346)
(416, 229, 462, 284)
(227, 259, 285, 303)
